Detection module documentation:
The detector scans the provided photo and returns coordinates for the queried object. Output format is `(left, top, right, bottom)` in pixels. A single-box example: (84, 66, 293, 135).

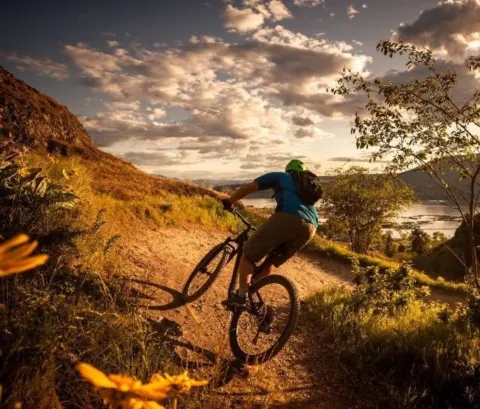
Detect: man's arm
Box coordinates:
(222, 173, 281, 209)
(228, 181, 259, 205)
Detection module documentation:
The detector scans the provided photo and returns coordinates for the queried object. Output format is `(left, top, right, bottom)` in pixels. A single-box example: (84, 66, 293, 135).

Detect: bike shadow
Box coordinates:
(125, 279, 247, 387)
(147, 316, 245, 387)
(126, 278, 186, 311)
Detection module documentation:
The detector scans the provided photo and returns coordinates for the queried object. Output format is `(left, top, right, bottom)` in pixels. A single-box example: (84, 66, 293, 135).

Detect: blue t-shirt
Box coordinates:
(254, 172, 319, 228)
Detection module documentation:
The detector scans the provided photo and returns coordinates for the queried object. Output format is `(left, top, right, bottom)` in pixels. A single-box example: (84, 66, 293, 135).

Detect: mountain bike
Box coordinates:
(181, 208, 300, 364)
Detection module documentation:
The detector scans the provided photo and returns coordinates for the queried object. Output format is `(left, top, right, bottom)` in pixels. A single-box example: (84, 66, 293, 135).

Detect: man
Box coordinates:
(221, 159, 319, 309)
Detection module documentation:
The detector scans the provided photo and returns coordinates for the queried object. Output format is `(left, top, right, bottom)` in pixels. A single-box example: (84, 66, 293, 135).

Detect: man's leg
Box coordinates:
(226, 214, 288, 308)
(237, 255, 254, 297)
(238, 257, 274, 296)
(254, 263, 274, 282)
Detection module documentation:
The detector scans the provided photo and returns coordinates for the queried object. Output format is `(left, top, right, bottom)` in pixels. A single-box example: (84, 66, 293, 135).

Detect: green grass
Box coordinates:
(308, 287, 480, 408)
(305, 236, 468, 295)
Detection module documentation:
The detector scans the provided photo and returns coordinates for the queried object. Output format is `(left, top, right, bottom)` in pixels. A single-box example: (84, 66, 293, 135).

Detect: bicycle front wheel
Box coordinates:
(181, 243, 231, 303)
(229, 274, 300, 364)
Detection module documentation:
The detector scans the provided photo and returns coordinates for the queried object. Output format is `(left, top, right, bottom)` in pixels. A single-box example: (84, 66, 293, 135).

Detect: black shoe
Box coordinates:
(222, 292, 247, 311)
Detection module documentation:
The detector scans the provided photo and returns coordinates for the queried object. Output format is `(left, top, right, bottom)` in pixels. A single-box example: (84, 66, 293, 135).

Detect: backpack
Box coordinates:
(291, 170, 323, 205)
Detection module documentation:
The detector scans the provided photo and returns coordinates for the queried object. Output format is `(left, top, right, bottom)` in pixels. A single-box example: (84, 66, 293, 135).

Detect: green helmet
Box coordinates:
(285, 159, 307, 173)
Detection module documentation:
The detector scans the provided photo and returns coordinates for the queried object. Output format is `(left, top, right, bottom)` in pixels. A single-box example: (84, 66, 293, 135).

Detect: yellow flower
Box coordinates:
(0, 234, 48, 277)
(76, 363, 170, 407)
(76, 363, 118, 389)
(123, 399, 165, 409)
(76, 363, 207, 409)
(151, 371, 208, 396)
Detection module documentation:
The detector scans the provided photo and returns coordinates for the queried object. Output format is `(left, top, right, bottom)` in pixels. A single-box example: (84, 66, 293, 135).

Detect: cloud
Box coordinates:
(101, 32, 116, 37)
(3, 54, 69, 80)
(327, 156, 390, 163)
(64, 43, 122, 78)
(240, 152, 322, 173)
(347, 5, 359, 19)
(267, 0, 292, 20)
(222, 4, 265, 33)
(222, 0, 292, 33)
(293, 0, 324, 7)
(122, 150, 193, 166)
(177, 137, 249, 159)
(240, 152, 305, 169)
(291, 115, 314, 126)
(147, 108, 166, 120)
(107, 40, 119, 48)
(393, 0, 480, 61)
(362, 4, 367, 9)
(294, 127, 333, 139)
(67, 27, 370, 155)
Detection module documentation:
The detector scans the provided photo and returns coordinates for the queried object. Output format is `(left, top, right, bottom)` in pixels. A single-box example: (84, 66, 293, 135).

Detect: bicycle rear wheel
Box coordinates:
(181, 243, 231, 303)
(229, 274, 300, 364)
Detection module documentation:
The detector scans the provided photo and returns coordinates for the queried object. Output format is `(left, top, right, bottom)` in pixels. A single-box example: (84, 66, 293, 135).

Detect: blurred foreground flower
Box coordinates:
(0, 234, 49, 277)
(76, 363, 207, 409)
(151, 372, 208, 396)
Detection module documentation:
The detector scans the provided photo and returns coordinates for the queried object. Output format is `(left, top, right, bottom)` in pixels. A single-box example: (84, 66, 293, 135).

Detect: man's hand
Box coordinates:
(221, 198, 233, 211)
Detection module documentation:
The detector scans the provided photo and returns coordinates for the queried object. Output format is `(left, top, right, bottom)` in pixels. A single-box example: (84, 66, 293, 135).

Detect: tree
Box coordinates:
(322, 166, 414, 253)
(432, 231, 448, 248)
(332, 41, 480, 291)
(409, 228, 431, 255)
(384, 231, 395, 257)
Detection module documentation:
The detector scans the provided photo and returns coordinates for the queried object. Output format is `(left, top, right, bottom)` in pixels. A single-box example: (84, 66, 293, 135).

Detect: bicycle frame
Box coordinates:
(222, 209, 272, 302)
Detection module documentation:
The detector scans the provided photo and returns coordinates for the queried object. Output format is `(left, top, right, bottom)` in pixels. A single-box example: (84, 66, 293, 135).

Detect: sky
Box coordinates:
(1, 0, 480, 180)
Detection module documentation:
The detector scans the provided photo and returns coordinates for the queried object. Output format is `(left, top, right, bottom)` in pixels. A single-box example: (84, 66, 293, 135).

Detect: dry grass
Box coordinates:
(73, 153, 219, 201)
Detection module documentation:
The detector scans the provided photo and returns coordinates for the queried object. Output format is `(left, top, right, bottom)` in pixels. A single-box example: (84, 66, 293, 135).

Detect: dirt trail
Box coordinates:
(119, 224, 383, 408)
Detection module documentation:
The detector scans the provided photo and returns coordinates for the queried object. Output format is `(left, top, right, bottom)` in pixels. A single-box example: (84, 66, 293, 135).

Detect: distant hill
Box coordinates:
(398, 165, 472, 204)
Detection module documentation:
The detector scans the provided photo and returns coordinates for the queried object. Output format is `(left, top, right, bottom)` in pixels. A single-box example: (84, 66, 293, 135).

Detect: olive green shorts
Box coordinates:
(243, 212, 316, 267)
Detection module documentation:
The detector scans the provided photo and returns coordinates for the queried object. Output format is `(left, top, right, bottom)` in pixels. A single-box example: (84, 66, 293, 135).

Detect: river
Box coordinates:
(241, 198, 463, 238)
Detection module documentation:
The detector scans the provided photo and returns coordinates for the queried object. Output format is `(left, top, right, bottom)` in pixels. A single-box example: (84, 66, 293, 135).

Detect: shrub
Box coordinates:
(308, 263, 480, 408)
(0, 154, 78, 239)
(351, 258, 429, 314)
(321, 166, 414, 253)
(410, 228, 431, 255)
